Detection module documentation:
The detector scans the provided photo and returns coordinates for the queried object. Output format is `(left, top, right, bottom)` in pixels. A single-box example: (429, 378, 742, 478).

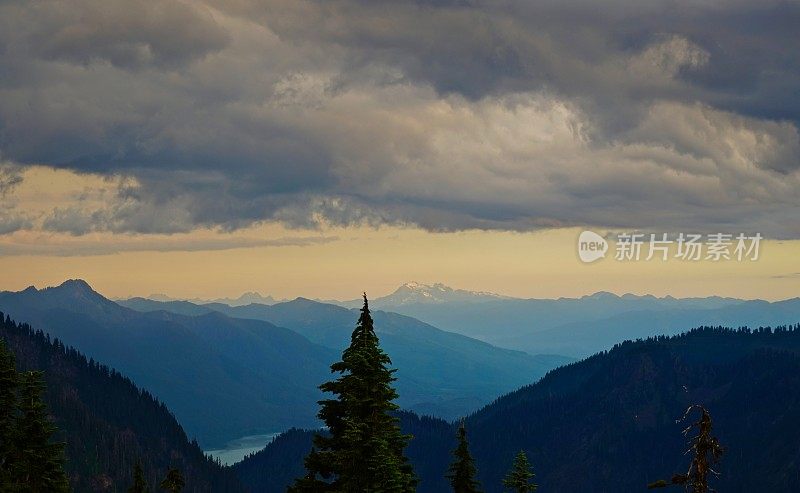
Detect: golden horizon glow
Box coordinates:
(0, 167, 798, 301)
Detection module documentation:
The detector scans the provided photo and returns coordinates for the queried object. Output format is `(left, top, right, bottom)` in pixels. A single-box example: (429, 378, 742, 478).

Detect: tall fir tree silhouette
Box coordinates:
(447, 422, 482, 493)
(290, 294, 416, 492)
(502, 450, 537, 492)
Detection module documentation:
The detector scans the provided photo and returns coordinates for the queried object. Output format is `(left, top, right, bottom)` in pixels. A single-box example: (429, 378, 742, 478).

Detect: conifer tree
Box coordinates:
(129, 460, 150, 493)
(502, 451, 537, 492)
(8, 370, 69, 492)
(447, 422, 482, 493)
(160, 467, 186, 492)
(290, 294, 416, 492)
(0, 340, 17, 483)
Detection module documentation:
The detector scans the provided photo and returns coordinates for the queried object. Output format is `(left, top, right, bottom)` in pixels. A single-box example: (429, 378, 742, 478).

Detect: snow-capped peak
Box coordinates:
(376, 282, 508, 306)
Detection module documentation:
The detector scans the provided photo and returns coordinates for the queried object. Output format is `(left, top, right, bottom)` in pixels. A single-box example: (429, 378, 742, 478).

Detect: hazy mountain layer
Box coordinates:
(121, 295, 572, 420)
(351, 284, 799, 357)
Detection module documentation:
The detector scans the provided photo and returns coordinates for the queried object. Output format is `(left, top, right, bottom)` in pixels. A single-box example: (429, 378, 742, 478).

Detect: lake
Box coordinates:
(205, 433, 280, 466)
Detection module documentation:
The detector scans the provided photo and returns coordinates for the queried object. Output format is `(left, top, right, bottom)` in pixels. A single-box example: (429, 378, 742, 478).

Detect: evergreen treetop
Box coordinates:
(502, 450, 537, 493)
(290, 294, 416, 492)
(447, 422, 482, 493)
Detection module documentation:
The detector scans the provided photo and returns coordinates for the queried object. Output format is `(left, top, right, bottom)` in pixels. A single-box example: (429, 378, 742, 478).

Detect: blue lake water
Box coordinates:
(205, 433, 280, 466)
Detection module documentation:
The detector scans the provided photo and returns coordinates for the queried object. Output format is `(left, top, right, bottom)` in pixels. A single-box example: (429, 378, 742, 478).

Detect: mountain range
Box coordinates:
(139, 292, 279, 306)
(326, 282, 800, 358)
(140, 281, 800, 358)
(5, 279, 800, 491)
(119, 295, 570, 420)
(335, 282, 511, 308)
(0, 280, 568, 447)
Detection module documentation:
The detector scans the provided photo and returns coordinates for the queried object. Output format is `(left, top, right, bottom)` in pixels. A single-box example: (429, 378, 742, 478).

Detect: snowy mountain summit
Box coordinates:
(375, 282, 510, 306)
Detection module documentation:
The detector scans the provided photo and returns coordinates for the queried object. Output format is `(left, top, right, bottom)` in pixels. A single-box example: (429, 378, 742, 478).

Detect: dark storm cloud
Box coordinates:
(239, 0, 800, 122)
(1, 0, 799, 237)
(2, 0, 230, 69)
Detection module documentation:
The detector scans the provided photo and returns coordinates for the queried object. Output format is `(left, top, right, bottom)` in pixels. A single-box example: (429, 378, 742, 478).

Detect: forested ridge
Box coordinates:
(0, 313, 244, 492)
(237, 325, 800, 492)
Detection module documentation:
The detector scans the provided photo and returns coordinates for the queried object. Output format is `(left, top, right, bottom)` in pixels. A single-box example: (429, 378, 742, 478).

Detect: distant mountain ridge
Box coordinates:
(330, 282, 797, 358)
(121, 281, 800, 358)
(333, 282, 748, 309)
(335, 281, 511, 308)
(119, 295, 572, 420)
(130, 282, 749, 312)
(500, 297, 800, 356)
(132, 291, 279, 306)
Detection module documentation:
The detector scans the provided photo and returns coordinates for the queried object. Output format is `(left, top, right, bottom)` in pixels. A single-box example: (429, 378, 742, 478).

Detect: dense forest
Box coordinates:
(0, 313, 244, 492)
(236, 325, 800, 492)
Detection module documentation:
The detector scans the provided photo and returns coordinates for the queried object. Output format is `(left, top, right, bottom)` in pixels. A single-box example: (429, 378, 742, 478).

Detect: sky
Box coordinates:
(0, 0, 799, 300)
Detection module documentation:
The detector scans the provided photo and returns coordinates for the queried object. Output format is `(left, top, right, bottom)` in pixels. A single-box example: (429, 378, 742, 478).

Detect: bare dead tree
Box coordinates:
(647, 405, 724, 493)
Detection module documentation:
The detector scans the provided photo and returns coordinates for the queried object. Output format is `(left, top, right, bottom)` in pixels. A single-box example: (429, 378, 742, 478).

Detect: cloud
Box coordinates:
(2, 0, 229, 69)
(0, 213, 31, 235)
(0, 162, 31, 234)
(0, 163, 23, 196)
(627, 35, 710, 80)
(770, 272, 800, 280)
(0, 0, 799, 237)
(0, 233, 338, 257)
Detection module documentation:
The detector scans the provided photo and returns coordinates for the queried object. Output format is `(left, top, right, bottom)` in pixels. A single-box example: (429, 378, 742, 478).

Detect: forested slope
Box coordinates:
(0, 313, 244, 492)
